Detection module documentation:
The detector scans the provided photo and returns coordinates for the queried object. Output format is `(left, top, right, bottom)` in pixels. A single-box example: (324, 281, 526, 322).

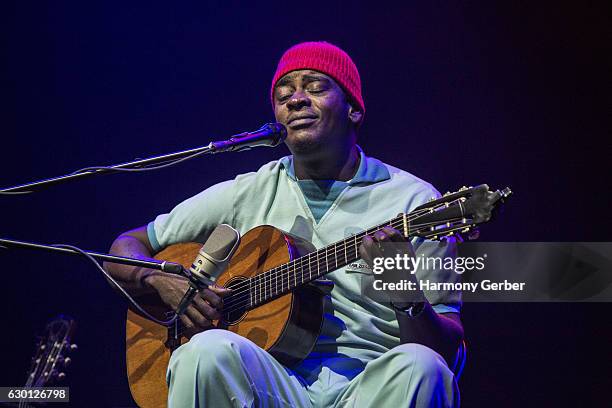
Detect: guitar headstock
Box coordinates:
(409, 184, 512, 241)
(26, 315, 77, 387)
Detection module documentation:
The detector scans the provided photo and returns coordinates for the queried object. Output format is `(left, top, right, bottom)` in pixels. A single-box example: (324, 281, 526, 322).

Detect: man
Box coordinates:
(106, 41, 463, 407)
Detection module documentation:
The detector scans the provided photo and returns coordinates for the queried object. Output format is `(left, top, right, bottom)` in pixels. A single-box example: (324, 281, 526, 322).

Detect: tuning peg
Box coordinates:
(444, 191, 451, 196)
(57, 372, 66, 380)
(63, 357, 72, 367)
(429, 196, 436, 201)
(459, 186, 468, 191)
(69, 344, 78, 351)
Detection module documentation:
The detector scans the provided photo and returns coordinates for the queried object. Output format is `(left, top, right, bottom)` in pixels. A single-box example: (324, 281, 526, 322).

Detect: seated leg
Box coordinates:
(334, 343, 459, 408)
(167, 329, 311, 408)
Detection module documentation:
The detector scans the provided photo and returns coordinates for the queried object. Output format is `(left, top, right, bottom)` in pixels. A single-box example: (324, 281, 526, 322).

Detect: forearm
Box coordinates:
(104, 234, 164, 294)
(396, 302, 464, 365)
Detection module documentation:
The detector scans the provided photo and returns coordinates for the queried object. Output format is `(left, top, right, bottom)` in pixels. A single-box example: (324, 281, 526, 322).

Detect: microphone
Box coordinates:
(175, 224, 241, 317)
(208, 123, 287, 153)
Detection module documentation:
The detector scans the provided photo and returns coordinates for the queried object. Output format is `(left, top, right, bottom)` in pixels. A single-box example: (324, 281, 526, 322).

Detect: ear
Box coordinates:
(348, 105, 363, 126)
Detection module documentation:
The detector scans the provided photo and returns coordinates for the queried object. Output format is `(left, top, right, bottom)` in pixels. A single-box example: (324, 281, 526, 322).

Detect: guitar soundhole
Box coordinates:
(221, 277, 249, 325)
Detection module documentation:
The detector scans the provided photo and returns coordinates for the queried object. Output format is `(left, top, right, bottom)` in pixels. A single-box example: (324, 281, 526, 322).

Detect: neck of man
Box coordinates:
(292, 139, 360, 181)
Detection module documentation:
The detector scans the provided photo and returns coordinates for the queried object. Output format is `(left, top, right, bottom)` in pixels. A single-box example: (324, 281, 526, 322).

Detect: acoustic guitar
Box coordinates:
(1, 316, 76, 408)
(126, 184, 511, 408)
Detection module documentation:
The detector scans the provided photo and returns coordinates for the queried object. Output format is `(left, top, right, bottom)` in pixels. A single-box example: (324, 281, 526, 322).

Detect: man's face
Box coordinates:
(273, 70, 355, 155)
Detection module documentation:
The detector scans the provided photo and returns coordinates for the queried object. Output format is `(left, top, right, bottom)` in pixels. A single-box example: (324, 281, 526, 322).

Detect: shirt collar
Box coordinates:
(279, 145, 390, 185)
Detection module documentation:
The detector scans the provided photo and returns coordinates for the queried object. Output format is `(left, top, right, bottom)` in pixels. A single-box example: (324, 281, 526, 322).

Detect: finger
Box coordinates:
(184, 304, 214, 329)
(192, 296, 222, 320)
(199, 288, 223, 310)
(179, 314, 196, 333)
(373, 230, 389, 243)
(360, 235, 380, 266)
(209, 284, 232, 297)
(380, 226, 414, 256)
(179, 314, 202, 339)
(381, 226, 406, 243)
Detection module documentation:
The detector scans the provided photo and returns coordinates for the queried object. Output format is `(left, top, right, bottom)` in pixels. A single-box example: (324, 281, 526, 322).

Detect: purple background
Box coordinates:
(1, 2, 609, 406)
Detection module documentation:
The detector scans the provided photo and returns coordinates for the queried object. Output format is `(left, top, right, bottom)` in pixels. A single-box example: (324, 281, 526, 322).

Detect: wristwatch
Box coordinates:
(390, 300, 426, 318)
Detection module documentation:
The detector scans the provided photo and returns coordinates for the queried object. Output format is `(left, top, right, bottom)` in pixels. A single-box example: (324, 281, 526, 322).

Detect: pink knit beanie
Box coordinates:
(270, 41, 365, 113)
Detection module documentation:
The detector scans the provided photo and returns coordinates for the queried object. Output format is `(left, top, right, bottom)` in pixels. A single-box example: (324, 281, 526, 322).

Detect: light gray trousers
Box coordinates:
(167, 329, 459, 408)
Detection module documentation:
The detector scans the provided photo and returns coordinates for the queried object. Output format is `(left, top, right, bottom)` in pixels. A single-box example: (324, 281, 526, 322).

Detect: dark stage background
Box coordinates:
(1, 2, 609, 407)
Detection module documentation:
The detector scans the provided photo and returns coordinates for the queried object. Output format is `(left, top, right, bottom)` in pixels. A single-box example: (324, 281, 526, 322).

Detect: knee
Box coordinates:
(384, 343, 452, 382)
(182, 329, 245, 365)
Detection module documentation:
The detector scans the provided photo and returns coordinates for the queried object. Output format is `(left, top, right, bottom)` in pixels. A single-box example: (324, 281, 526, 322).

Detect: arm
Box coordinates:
(394, 303, 464, 366)
(104, 225, 230, 337)
(359, 227, 464, 365)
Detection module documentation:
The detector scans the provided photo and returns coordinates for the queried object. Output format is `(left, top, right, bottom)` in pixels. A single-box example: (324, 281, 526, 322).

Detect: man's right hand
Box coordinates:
(105, 225, 232, 338)
(144, 272, 232, 338)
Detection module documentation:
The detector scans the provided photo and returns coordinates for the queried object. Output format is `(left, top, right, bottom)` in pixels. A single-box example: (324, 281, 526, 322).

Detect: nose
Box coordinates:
(286, 91, 310, 110)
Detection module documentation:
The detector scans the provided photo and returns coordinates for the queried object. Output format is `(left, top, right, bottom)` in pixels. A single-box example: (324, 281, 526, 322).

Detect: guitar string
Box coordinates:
(217, 204, 443, 301)
(171, 200, 470, 336)
(171, 218, 469, 338)
(220, 216, 460, 312)
(20, 329, 63, 408)
(218, 208, 436, 307)
(212, 201, 466, 314)
(19, 322, 72, 408)
(220, 216, 468, 315)
(35, 324, 68, 387)
(173, 212, 468, 339)
(219, 201, 465, 309)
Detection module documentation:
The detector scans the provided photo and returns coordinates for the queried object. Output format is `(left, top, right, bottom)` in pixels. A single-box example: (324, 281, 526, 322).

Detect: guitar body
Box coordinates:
(126, 225, 325, 408)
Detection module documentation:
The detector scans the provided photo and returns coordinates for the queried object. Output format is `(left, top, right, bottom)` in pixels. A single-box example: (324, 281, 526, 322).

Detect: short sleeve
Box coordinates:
(147, 180, 236, 252)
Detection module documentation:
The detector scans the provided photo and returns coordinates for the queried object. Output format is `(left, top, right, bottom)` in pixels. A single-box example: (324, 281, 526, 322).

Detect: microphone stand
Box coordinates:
(0, 237, 184, 274)
(0, 122, 285, 193)
(0, 144, 215, 193)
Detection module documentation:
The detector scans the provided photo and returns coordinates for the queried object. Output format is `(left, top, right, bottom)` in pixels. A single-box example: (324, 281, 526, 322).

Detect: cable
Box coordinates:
(0, 190, 33, 195)
(51, 244, 179, 327)
(1, 146, 212, 195)
(69, 148, 212, 175)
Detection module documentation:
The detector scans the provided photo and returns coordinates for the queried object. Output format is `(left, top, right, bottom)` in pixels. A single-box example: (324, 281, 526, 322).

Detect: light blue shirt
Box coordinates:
(148, 147, 461, 368)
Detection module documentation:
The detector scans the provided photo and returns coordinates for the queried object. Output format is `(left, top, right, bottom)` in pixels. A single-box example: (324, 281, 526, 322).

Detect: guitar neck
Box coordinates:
(224, 185, 484, 312)
(245, 206, 461, 308)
